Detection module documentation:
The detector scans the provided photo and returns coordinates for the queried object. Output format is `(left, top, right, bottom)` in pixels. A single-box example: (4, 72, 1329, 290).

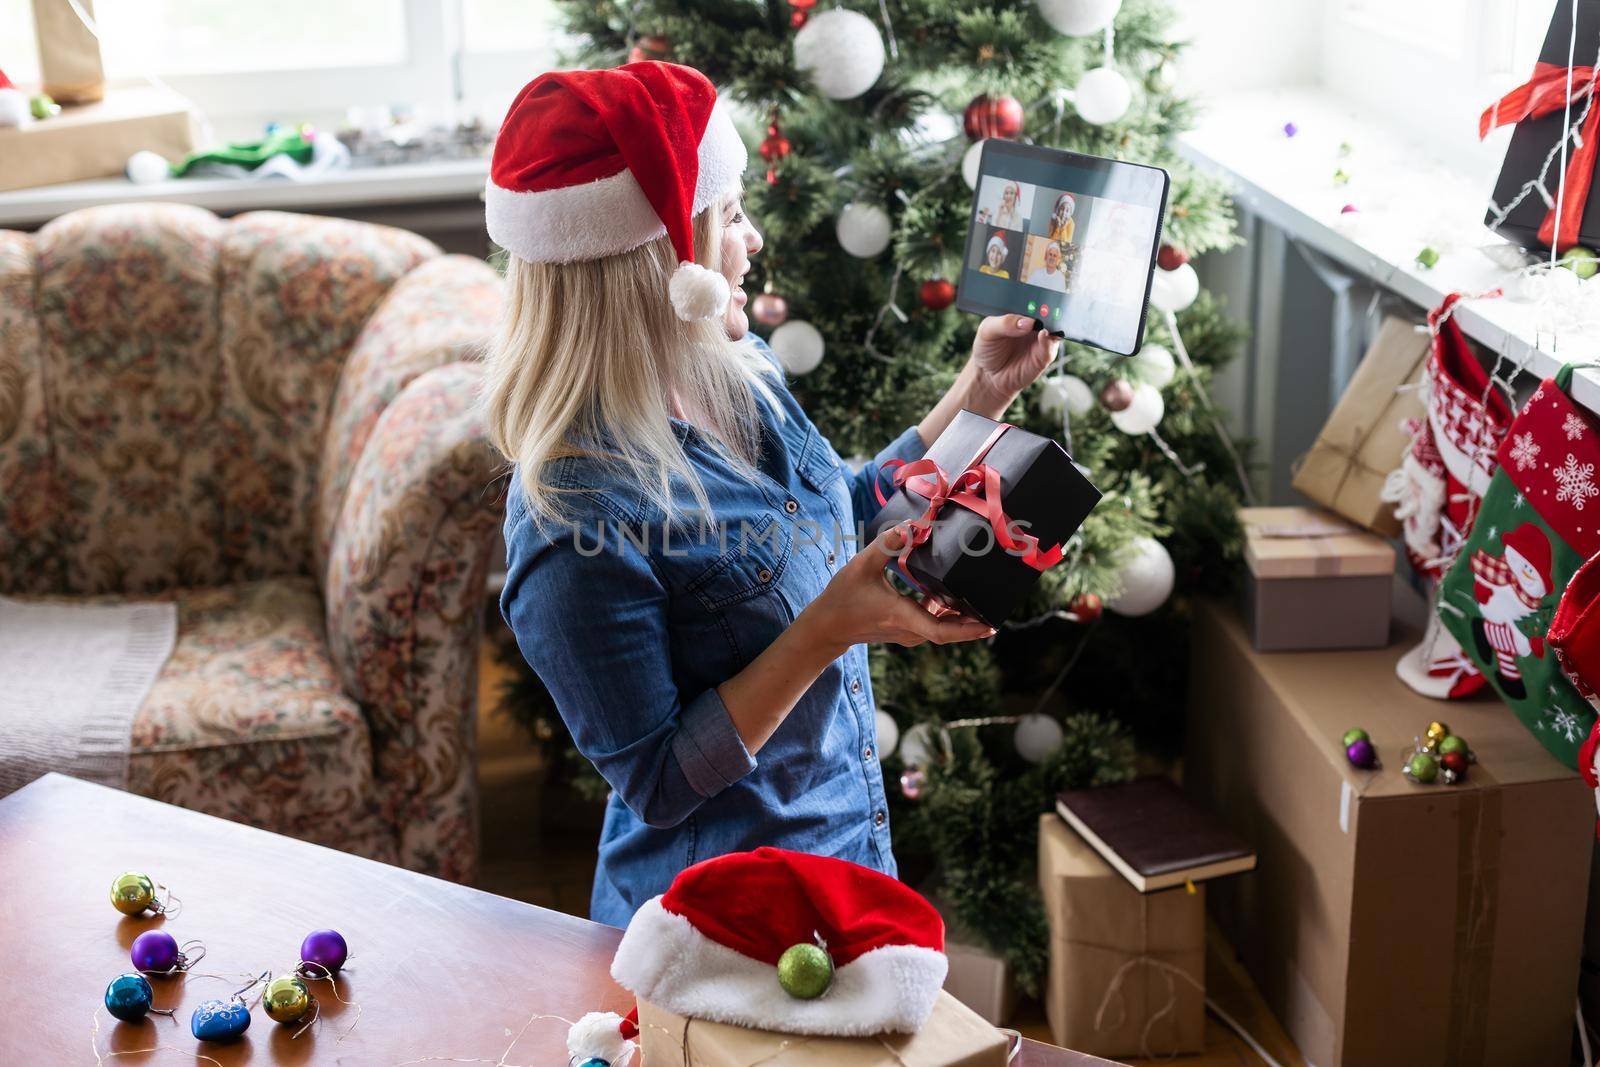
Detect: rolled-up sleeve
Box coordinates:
(849, 424, 928, 526)
(500, 512, 756, 828)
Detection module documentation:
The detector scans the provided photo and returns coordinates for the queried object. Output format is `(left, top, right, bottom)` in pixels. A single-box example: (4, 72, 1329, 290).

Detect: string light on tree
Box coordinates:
(963, 94, 1024, 140)
(770, 319, 826, 374)
(1075, 66, 1132, 125)
(1107, 536, 1175, 616)
(793, 9, 886, 100)
(836, 202, 893, 258)
(919, 277, 956, 310)
(1037, 0, 1122, 36)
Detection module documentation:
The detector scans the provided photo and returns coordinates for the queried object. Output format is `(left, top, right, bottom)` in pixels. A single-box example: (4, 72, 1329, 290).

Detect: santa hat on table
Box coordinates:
(485, 61, 746, 322)
(567, 848, 948, 1063)
(0, 68, 29, 129)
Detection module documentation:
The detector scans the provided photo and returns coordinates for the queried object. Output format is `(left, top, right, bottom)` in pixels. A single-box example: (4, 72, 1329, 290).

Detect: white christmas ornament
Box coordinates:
(770, 319, 826, 375)
(899, 722, 945, 767)
(1107, 536, 1175, 617)
(1109, 381, 1164, 434)
(1074, 67, 1132, 126)
(962, 139, 987, 189)
(1038, 374, 1094, 420)
(793, 9, 886, 101)
(836, 202, 893, 258)
(1014, 713, 1066, 763)
(125, 150, 172, 185)
(875, 710, 900, 759)
(0, 88, 28, 129)
(1149, 262, 1199, 312)
(1036, 0, 1122, 36)
(1132, 344, 1174, 388)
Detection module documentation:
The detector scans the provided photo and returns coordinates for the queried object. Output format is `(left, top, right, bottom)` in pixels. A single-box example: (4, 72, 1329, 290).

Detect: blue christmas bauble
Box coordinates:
(579, 1060, 609, 1067)
(191, 997, 251, 1041)
(105, 973, 154, 1021)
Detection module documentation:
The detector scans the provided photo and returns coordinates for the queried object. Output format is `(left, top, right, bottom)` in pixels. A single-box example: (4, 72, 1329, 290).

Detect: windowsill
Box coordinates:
(0, 156, 489, 230)
(1180, 86, 1600, 414)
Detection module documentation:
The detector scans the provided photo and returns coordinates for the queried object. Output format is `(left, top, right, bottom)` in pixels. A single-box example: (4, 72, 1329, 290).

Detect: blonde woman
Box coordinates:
(979, 233, 1011, 278)
(482, 63, 1059, 926)
(992, 180, 1025, 230)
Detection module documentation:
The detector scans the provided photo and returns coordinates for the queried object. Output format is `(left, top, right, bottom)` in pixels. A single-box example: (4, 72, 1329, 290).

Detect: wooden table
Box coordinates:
(1, 774, 1107, 1065)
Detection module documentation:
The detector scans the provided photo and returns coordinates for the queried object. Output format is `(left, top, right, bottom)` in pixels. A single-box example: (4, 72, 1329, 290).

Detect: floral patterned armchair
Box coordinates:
(0, 204, 506, 881)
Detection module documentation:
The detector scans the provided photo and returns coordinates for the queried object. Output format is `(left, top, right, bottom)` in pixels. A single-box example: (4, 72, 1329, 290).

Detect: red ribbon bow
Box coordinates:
(873, 424, 1065, 615)
(1481, 61, 1600, 252)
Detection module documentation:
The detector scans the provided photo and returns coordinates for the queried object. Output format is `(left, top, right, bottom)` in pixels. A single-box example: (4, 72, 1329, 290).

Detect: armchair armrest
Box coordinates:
(315, 253, 503, 580)
(323, 361, 508, 881)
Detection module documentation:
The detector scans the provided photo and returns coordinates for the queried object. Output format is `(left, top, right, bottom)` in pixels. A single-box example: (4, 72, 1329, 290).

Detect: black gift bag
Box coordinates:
(868, 410, 1101, 627)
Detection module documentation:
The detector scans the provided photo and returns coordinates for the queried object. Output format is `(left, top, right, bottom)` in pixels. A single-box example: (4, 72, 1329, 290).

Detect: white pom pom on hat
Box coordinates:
(485, 61, 748, 322)
(567, 1009, 636, 1064)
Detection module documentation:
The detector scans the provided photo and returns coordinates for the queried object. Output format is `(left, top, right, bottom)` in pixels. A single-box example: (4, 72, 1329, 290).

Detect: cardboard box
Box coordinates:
(943, 936, 1016, 1026)
(1242, 506, 1395, 652)
(1037, 814, 1205, 1058)
(1187, 599, 1594, 1067)
(32, 0, 105, 104)
(636, 991, 1010, 1067)
(1292, 315, 1429, 538)
(0, 83, 199, 193)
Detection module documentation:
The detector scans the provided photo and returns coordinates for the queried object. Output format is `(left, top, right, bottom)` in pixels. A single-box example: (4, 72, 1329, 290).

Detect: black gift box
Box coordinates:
(868, 410, 1101, 627)
(1485, 0, 1600, 250)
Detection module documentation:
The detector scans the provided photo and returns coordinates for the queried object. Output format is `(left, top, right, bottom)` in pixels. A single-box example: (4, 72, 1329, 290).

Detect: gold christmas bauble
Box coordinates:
(1422, 721, 1451, 752)
(263, 975, 314, 1024)
(110, 871, 156, 915)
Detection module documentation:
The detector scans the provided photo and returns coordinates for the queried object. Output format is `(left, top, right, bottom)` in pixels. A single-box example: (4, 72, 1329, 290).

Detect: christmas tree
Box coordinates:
(515, 0, 1251, 989)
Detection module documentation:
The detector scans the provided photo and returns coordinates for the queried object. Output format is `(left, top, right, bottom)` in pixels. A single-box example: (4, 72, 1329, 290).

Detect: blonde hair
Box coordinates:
(483, 206, 778, 526)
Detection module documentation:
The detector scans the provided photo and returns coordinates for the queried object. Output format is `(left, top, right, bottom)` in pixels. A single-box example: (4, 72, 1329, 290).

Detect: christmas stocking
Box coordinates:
(1438, 363, 1600, 769)
(1388, 295, 1512, 699)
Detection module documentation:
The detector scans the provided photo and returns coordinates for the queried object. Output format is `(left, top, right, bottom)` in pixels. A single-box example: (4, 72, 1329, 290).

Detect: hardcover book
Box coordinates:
(1054, 776, 1255, 893)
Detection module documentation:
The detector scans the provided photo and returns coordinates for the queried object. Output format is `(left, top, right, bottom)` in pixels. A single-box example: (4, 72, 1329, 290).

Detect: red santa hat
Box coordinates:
(1502, 523, 1554, 595)
(485, 61, 746, 322)
(601, 847, 946, 1043)
(0, 67, 28, 130)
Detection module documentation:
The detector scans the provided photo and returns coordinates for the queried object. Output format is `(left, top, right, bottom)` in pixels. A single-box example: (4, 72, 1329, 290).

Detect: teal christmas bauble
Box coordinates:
(105, 973, 154, 1022)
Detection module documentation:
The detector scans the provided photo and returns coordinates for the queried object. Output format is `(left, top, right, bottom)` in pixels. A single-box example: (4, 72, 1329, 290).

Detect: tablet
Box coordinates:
(957, 140, 1169, 356)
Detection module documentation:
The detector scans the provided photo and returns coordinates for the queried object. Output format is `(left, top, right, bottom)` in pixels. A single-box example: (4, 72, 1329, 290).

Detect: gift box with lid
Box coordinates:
(1242, 506, 1396, 652)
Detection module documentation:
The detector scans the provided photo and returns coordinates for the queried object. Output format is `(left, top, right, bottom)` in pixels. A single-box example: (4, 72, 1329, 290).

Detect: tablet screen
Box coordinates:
(956, 140, 1169, 356)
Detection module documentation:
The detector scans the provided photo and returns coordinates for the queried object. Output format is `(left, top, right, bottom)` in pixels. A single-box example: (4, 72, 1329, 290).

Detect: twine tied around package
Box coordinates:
(1091, 955, 1204, 1062)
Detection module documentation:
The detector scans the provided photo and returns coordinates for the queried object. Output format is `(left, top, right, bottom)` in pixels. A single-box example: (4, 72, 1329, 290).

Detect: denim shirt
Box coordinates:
(499, 337, 927, 927)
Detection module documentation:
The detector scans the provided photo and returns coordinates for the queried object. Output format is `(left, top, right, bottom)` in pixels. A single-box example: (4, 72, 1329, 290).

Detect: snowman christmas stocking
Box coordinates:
(1438, 363, 1600, 769)
(1388, 295, 1513, 699)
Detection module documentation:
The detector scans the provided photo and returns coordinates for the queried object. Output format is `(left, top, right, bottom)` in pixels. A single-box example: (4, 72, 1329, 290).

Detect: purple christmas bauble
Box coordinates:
(1346, 738, 1377, 769)
(300, 929, 349, 975)
(131, 929, 181, 972)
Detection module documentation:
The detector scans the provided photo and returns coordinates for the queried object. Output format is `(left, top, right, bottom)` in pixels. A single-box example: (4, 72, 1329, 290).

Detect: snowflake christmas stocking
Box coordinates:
(1438, 363, 1600, 769)
(1388, 295, 1512, 699)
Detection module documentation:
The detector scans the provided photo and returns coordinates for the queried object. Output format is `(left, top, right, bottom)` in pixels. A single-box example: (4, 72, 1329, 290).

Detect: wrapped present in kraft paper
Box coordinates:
(32, 0, 105, 104)
(636, 993, 1011, 1067)
(1292, 315, 1430, 537)
(1187, 599, 1593, 1067)
(1037, 814, 1205, 1059)
(0, 83, 199, 192)
(1241, 506, 1396, 652)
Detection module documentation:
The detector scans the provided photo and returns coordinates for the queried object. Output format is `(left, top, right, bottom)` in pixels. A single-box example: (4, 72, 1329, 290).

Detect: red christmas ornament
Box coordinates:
(759, 116, 791, 185)
(919, 278, 955, 311)
(751, 291, 789, 327)
(788, 0, 816, 27)
(1099, 379, 1135, 412)
(963, 94, 1024, 141)
(1156, 244, 1188, 271)
(1440, 750, 1469, 779)
(627, 34, 670, 64)
(1069, 592, 1103, 624)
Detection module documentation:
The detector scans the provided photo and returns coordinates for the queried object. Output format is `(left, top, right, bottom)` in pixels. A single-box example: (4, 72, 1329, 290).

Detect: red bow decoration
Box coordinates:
(873, 424, 1065, 615)
(1481, 61, 1600, 251)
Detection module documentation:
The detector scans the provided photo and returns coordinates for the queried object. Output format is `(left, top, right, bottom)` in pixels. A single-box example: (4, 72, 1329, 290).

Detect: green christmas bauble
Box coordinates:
(1561, 245, 1599, 279)
(263, 975, 313, 1023)
(110, 871, 156, 915)
(1437, 734, 1469, 757)
(777, 942, 834, 1000)
(1406, 752, 1439, 784)
(1341, 728, 1369, 748)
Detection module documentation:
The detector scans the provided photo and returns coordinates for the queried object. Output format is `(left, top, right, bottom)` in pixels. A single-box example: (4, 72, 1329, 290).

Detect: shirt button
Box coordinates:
(863, 745, 874, 761)
(757, 568, 773, 583)
(784, 499, 799, 514)
(850, 678, 862, 694)
(873, 810, 887, 827)
(826, 551, 837, 566)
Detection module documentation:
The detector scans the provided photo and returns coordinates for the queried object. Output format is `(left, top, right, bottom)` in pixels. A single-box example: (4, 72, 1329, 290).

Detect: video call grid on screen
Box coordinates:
(957, 140, 1169, 356)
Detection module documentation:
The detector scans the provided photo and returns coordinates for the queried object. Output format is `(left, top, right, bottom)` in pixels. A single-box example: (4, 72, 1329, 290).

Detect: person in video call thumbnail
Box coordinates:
(992, 181, 1025, 230)
(1026, 240, 1069, 292)
(1046, 193, 1075, 243)
(979, 234, 1011, 278)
